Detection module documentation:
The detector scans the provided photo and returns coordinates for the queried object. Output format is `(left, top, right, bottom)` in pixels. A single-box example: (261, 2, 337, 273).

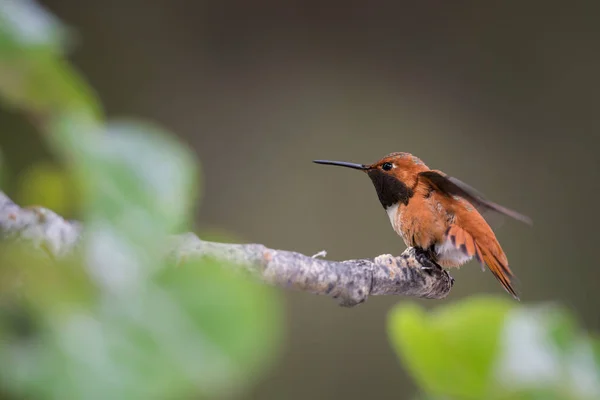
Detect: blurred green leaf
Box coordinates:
(390, 298, 600, 400)
(493, 307, 565, 397)
(388, 296, 514, 400)
(496, 306, 600, 400)
(51, 117, 199, 233)
(547, 307, 579, 354)
(46, 115, 200, 290)
(155, 256, 283, 396)
(592, 336, 600, 371)
(0, 246, 282, 399)
(0, 0, 100, 118)
(0, 0, 68, 52)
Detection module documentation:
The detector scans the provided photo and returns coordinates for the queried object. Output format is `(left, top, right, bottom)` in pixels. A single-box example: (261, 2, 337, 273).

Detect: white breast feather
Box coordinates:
(385, 203, 400, 231)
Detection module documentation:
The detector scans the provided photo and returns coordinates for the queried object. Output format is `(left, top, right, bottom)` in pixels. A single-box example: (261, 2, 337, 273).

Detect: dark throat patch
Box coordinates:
(367, 169, 414, 208)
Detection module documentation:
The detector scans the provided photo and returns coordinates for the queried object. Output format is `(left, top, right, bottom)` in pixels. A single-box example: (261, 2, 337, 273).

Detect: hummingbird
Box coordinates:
(314, 152, 532, 300)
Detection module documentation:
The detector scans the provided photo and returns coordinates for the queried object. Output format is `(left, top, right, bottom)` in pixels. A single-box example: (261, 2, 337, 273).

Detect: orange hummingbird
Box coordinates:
(314, 152, 532, 299)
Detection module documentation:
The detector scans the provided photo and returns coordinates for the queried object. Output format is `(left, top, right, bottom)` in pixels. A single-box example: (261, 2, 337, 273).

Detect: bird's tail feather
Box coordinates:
(476, 243, 519, 300)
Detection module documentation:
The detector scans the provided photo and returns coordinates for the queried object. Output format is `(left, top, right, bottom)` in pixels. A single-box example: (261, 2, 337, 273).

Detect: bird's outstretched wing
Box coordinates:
(419, 170, 532, 226)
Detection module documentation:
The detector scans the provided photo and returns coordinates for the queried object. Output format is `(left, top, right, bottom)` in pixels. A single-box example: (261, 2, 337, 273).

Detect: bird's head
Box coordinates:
(314, 152, 430, 208)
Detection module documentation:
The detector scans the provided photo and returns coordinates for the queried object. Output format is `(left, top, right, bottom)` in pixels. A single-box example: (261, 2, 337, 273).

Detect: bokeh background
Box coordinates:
(1, 1, 599, 399)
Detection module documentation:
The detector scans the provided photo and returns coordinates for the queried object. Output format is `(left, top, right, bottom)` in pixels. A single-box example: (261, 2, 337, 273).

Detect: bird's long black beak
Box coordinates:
(313, 160, 367, 170)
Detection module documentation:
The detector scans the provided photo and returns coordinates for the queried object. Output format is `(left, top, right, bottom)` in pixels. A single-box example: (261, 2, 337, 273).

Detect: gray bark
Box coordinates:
(0, 192, 453, 307)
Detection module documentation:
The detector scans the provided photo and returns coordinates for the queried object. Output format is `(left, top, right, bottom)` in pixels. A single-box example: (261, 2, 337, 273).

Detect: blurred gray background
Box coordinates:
(1, 1, 599, 399)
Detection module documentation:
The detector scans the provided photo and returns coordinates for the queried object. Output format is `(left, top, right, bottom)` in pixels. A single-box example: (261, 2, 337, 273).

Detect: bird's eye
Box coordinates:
(382, 162, 393, 171)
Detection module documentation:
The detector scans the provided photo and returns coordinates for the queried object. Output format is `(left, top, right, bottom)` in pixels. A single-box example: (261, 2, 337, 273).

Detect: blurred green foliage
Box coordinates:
(0, 0, 100, 117)
(388, 296, 600, 400)
(0, 1, 282, 399)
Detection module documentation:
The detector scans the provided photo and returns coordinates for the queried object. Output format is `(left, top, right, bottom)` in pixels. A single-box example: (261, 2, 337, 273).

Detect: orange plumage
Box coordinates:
(314, 152, 531, 299)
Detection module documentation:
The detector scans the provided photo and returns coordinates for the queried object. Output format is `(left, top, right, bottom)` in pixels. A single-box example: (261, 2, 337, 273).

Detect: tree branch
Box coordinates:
(0, 191, 453, 307)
